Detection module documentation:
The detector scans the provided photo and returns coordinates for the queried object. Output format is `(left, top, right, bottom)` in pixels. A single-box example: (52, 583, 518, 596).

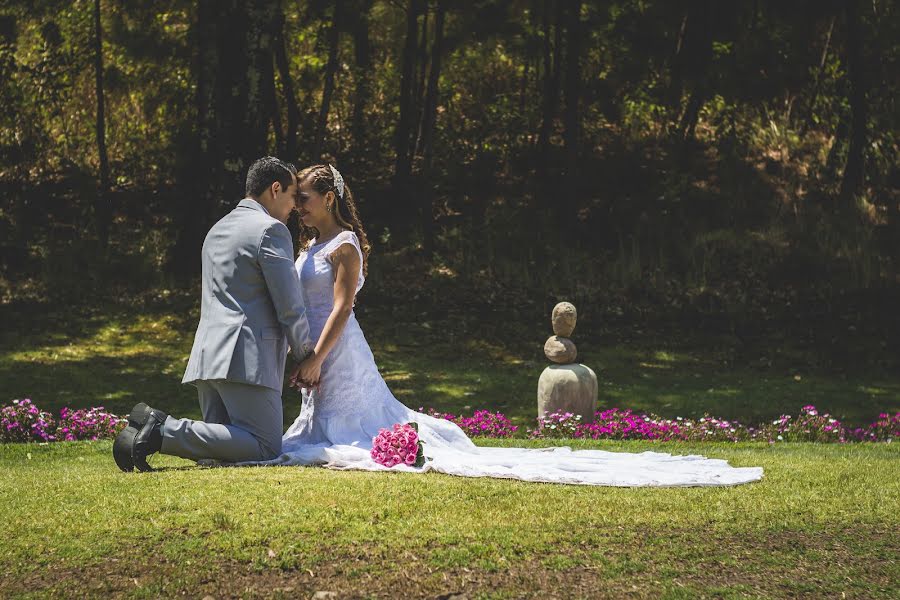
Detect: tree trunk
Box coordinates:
(274, 7, 300, 160)
(537, 0, 563, 182)
(313, 2, 341, 161)
(412, 7, 430, 156)
(419, 0, 446, 258)
(561, 0, 581, 235)
(214, 2, 249, 201)
(245, 0, 279, 160)
(840, 0, 866, 205)
(93, 0, 111, 249)
(350, 0, 374, 158)
(676, 0, 714, 142)
(801, 16, 835, 134)
(668, 10, 689, 122)
(394, 0, 424, 189)
(171, 0, 217, 277)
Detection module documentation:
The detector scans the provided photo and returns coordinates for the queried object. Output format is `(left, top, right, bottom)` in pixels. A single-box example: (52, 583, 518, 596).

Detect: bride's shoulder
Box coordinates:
(326, 230, 362, 264)
(328, 229, 360, 250)
(335, 228, 358, 243)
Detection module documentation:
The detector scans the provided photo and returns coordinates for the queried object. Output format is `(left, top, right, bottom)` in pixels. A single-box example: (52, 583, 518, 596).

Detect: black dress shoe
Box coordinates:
(127, 402, 151, 428)
(113, 425, 139, 472)
(133, 407, 168, 473)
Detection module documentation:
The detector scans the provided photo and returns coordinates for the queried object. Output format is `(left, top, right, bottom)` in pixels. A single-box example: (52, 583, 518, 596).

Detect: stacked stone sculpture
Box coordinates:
(537, 302, 598, 424)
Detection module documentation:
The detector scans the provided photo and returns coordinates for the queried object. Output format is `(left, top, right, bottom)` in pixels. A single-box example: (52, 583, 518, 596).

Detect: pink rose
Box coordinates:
(404, 452, 417, 465)
(395, 433, 408, 447)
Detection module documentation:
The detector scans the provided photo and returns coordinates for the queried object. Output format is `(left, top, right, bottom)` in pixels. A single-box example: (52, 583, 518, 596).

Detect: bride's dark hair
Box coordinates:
(292, 164, 371, 277)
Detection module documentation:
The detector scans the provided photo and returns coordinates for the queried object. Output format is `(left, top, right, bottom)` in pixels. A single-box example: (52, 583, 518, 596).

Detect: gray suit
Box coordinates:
(161, 198, 314, 462)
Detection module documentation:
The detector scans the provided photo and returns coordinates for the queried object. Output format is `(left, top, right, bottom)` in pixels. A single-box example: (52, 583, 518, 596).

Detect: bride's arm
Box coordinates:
(290, 243, 361, 389)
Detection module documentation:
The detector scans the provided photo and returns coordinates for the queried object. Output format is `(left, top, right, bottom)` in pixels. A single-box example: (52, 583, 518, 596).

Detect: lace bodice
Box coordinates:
(296, 229, 365, 337)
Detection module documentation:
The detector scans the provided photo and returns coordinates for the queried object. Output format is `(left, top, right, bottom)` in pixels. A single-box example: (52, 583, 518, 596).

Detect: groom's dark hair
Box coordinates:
(245, 156, 297, 198)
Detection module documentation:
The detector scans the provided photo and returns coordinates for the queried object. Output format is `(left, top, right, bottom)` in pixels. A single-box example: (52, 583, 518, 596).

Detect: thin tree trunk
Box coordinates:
(519, 53, 530, 121)
(271, 71, 284, 153)
(93, 0, 111, 249)
(840, 0, 866, 205)
(394, 0, 424, 184)
(171, 0, 217, 277)
(274, 8, 300, 160)
(668, 11, 689, 122)
(561, 0, 581, 234)
(802, 16, 835, 134)
(313, 2, 341, 161)
(412, 6, 430, 159)
(245, 1, 279, 161)
(678, 88, 705, 140)
(351, 0, 374, 157)
(676, 0, 714, 142)
(537, 0, 563, 179)
(420, 0, 446, 258)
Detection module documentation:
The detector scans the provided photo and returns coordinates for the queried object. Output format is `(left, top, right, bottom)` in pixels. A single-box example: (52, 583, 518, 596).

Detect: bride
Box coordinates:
(254, 164, 763, 487)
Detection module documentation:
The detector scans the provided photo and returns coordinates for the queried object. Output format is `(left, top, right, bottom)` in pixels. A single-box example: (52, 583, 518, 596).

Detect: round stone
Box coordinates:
(544, 335, 577, 364)
(552, 302, 577, 337)
(537, 363, 598, 423)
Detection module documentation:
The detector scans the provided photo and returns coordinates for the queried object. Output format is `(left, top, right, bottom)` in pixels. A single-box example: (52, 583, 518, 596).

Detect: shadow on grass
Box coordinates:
(1, 298, 898, 431)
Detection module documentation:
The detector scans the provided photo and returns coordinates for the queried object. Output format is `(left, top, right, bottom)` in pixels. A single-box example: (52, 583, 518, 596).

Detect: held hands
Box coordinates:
(289, 350, 322, 392)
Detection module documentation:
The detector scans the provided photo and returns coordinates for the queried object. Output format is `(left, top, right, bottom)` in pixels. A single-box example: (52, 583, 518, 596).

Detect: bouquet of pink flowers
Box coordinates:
(371, 422, 426, 468)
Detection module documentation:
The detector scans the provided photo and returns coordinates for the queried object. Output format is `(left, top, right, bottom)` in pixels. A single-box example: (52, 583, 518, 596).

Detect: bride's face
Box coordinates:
(295, 178, 335, 230)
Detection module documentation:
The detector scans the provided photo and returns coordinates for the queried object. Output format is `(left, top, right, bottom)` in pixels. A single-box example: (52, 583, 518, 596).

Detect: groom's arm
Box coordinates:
(258, 222, 315, 362)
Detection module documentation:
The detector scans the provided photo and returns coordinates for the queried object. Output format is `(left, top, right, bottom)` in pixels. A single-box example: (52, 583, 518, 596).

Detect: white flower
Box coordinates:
(777, 435, 783, 440)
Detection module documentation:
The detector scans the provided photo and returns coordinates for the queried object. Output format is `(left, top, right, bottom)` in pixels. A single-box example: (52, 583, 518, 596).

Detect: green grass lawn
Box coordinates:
(1, 296, 899, 598)
(0, 439, 897, 598)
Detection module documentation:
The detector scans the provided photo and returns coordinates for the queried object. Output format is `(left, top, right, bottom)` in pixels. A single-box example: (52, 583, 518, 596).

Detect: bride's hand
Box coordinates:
(291, 352, 322, 390)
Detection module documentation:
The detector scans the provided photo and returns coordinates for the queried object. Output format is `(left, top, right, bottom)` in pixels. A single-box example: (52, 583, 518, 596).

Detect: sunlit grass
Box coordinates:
(1, 300, 898, 597)
(0, 439, 897, 597)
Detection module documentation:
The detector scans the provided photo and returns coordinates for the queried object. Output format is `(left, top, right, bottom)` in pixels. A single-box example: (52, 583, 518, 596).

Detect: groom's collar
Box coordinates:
(238, 198, 271, 216)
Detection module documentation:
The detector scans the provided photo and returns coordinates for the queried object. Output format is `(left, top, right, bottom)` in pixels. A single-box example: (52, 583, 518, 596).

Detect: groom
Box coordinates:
(113, 156, 317, 472)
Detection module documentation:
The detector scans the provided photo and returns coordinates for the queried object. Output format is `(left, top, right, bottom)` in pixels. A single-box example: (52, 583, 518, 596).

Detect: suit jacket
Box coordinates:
(182, 198, 314, 392)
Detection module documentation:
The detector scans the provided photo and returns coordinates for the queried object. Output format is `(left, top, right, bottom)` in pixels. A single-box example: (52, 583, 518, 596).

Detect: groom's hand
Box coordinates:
(289, 351, 321, 391)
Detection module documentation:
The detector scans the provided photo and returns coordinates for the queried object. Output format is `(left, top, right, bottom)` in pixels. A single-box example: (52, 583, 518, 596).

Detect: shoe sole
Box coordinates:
(127, 403, 151, 428)
(113, 426, 138, 472)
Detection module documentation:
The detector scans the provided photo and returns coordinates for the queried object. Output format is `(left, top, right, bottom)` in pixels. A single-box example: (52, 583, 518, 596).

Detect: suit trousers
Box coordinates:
(160, 380, 283, 462)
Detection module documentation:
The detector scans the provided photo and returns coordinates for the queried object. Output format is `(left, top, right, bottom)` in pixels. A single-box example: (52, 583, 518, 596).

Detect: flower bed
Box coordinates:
(2, 399, 127, 443)
(2, 399, 896, 444)
(528, 405, 896, 444)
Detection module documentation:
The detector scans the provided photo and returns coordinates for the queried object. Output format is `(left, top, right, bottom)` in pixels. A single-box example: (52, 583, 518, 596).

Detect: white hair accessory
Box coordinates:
(329, 164, 344, 198)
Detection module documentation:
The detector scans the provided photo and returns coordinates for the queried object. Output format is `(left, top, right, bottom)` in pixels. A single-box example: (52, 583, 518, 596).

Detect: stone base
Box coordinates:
(537, 363, 598, 424)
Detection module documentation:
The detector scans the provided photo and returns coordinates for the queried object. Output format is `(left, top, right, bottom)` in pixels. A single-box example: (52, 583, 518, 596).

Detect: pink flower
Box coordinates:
(404, 452, 417, 465)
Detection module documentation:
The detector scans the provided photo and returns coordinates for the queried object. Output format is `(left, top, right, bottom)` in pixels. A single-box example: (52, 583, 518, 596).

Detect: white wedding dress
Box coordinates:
(255, 230, 763, 487)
